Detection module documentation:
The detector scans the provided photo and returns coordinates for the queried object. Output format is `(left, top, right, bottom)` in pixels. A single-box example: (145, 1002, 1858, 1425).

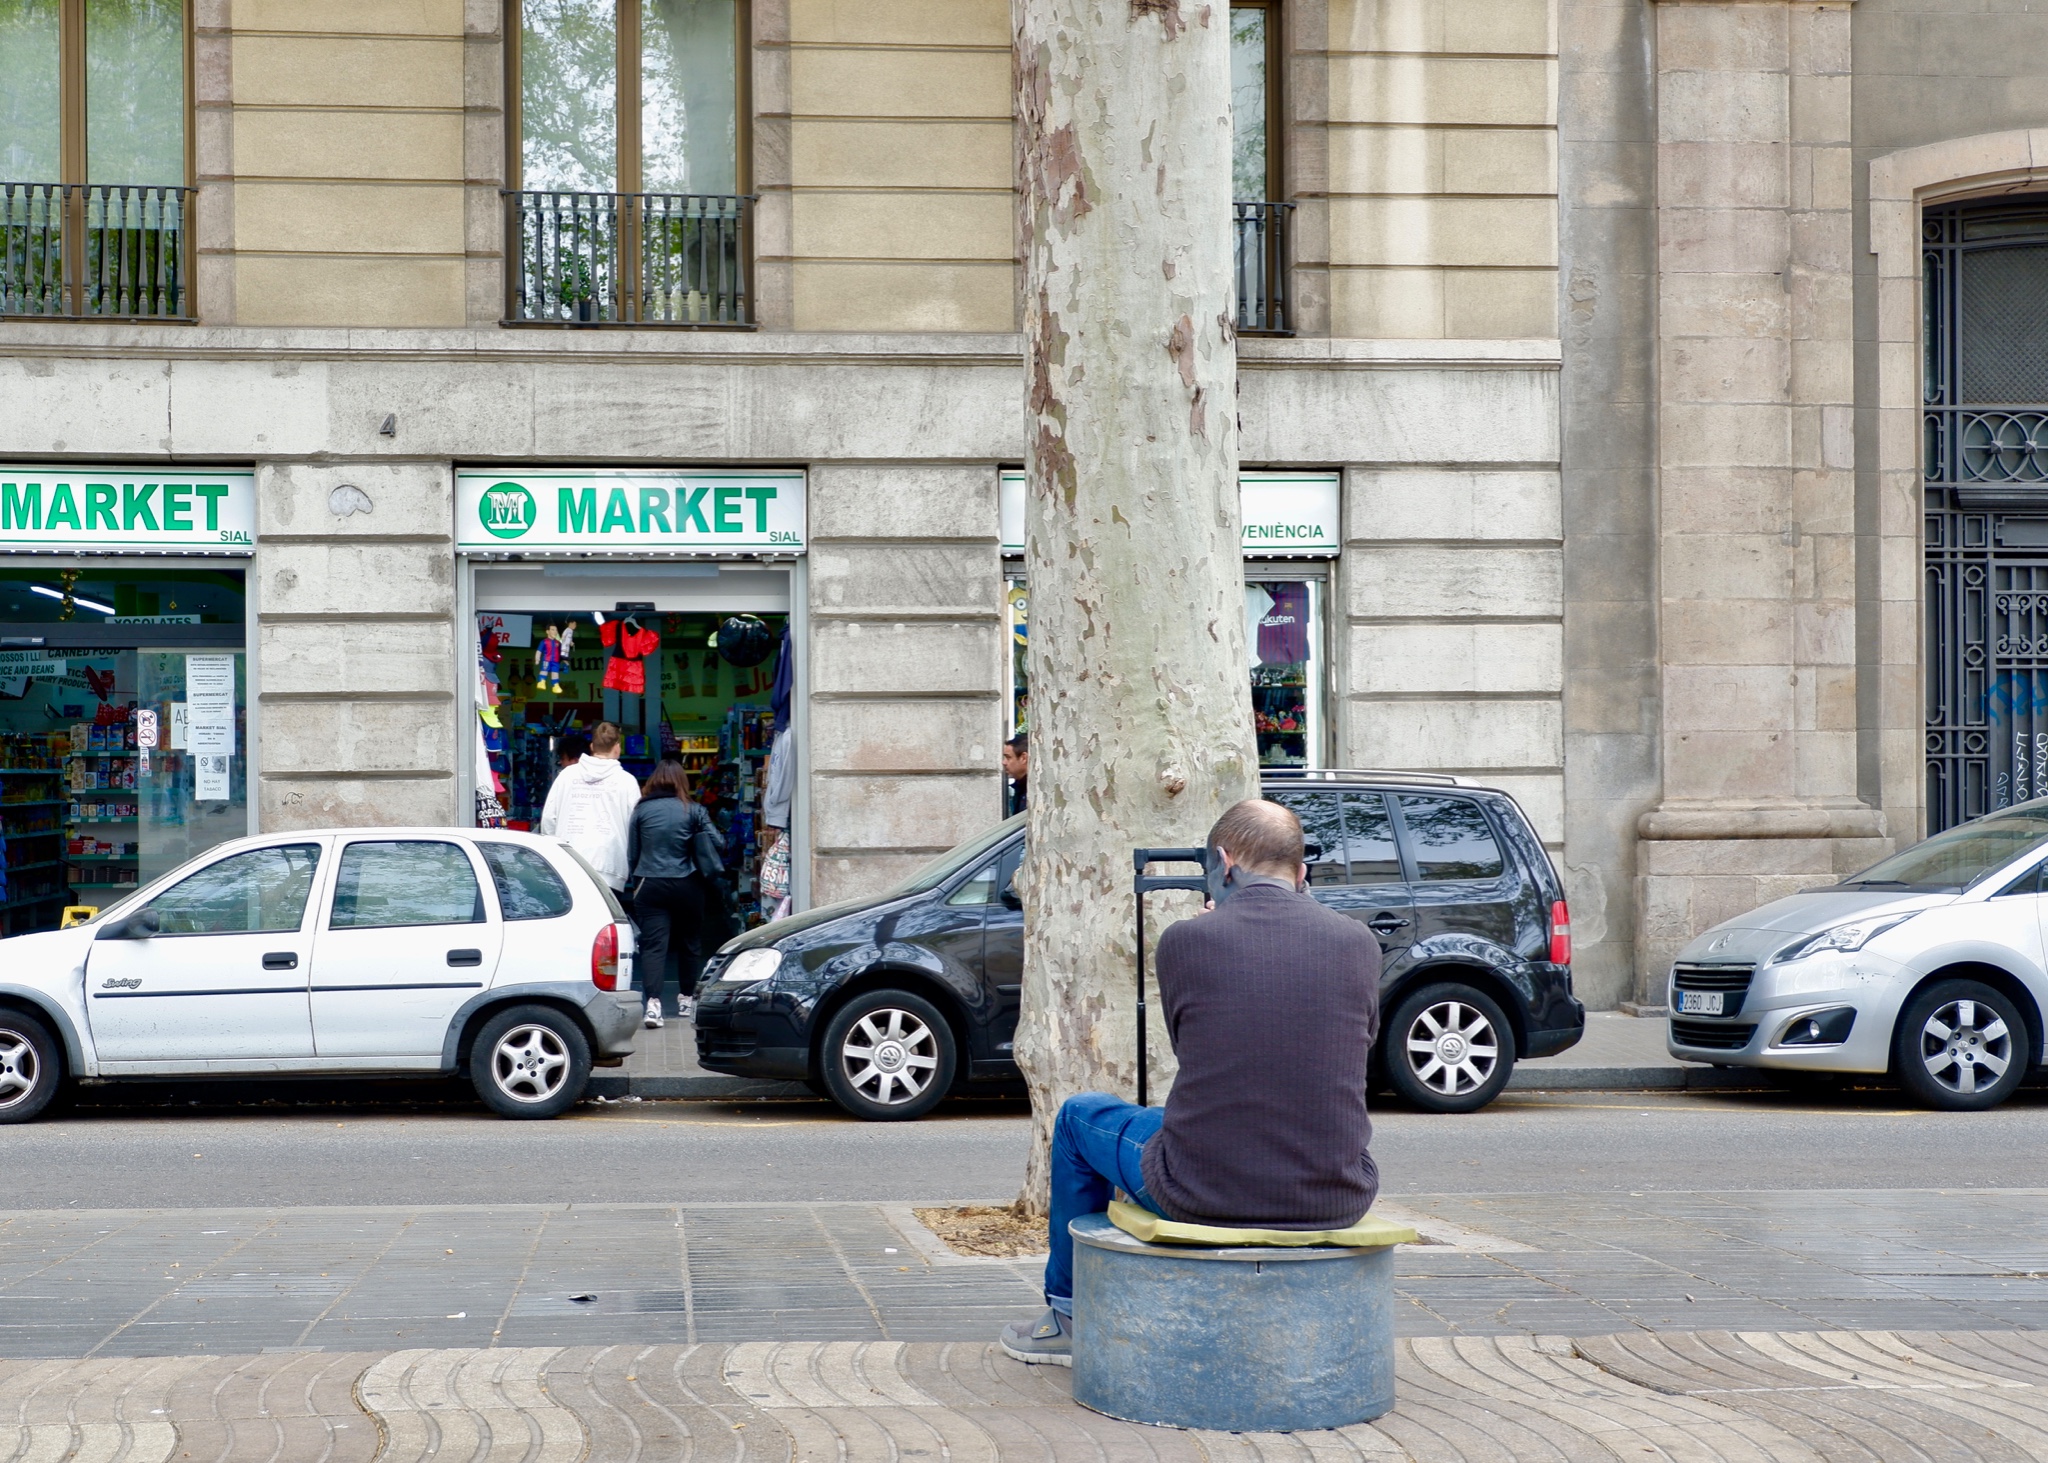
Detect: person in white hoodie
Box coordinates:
(538, 721, 640, 890)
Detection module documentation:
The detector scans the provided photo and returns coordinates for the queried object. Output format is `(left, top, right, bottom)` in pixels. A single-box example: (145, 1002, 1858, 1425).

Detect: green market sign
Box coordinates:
(0, 467, 255, 551)
(457, 469, 806, 554)
(999, 471, 1339, 556)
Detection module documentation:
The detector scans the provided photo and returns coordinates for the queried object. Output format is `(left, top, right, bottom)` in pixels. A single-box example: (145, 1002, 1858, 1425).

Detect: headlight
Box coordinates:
(1770, 913, 1918, 965)
(708, 947, 783, 988)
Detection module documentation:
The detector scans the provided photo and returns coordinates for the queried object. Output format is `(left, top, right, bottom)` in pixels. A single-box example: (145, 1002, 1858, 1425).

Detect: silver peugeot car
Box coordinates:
(1667, 803, 2048, 1109)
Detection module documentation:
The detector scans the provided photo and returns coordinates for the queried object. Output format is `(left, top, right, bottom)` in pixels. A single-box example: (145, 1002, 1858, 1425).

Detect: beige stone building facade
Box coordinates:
(3, 0, 2041, 1002)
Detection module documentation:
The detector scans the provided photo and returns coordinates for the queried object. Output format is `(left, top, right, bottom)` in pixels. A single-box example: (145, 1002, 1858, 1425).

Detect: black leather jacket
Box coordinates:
(627, 796, 722, 881)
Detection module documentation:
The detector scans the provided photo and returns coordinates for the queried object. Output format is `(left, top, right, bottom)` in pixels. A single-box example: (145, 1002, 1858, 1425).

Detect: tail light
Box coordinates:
(591, 922, 620, 990)
(1549, 900, 1571, 967)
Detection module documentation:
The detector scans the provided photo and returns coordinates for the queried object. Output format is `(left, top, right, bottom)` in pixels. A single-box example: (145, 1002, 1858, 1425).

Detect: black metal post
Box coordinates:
(1130, 847, 1207, 1109)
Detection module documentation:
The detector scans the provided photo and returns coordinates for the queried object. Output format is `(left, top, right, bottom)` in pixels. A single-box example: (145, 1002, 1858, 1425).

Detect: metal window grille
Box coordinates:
(0, 182, 192, 320)
(504, 190, 753, 327)
(1924, 199, 2048, 830)
(1233, 199, 1294, 336)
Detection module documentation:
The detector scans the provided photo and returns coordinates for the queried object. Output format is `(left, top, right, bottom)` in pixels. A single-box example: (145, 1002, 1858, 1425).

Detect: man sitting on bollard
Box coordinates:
(1001, 798, 1383, 1365)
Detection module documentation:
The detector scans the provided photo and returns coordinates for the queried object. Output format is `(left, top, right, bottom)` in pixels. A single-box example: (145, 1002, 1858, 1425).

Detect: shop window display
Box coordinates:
(1247, 578, 1320, 769)
(474, 605, 788, 926)
(0, 566, 248, 935)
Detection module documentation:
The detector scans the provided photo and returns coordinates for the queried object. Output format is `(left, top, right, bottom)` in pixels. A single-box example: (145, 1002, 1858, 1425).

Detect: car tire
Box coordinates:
(0, 1008, 61, 1125)
(818, 989, 957, 1122)
(1893, 979, 2031, 1112)
(470, 1005, 592, 1120)
(1384, 981, 1516, 1114)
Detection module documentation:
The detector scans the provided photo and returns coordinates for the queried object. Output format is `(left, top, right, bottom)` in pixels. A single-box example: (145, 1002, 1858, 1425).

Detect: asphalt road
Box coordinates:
(10, 1084, 2048, 1209)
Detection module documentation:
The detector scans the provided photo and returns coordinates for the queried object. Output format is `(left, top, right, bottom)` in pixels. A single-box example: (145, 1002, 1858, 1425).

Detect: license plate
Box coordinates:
(1677, 990, 1725, 1016)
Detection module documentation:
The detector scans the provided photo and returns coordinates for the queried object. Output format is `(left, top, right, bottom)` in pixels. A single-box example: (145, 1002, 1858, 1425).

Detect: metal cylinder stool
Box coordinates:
(1069, 1210, 1400, 1432)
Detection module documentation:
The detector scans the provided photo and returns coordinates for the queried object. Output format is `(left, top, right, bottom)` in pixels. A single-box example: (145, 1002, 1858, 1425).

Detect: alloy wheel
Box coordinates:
(1918, 998, 2012, 1097)
(492, 1024, 570, 1104)
(0, 1030, 39, 1112)
(1403, 999, 1501, 1097)
(839, 1007, 940, 1107)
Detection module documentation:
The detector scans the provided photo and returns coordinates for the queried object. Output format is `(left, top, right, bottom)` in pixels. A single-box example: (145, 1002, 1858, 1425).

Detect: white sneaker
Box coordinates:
(677, 997, 695, 1021)
(644, 999, 665, 1029)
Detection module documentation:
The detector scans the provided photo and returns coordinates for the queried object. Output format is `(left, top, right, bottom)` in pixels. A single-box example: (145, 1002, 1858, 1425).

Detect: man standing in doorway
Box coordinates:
(539, 721, 639, 891)
(1003, 734, 1029, 816)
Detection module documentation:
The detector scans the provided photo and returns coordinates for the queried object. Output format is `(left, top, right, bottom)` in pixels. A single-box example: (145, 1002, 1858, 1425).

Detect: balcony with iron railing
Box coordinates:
(1234, 199, 1295, 336)
(0, 183, 193, 320)
(505, 190, 753, 327)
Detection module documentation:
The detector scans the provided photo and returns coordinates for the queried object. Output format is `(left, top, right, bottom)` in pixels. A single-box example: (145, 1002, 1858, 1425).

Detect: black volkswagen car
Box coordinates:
(694, 771, 1583, 1119)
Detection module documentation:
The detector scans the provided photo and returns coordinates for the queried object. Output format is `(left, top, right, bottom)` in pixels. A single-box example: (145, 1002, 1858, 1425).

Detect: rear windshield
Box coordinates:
(1842, 807, 2048, 892)
(888, 815, 1024, 897)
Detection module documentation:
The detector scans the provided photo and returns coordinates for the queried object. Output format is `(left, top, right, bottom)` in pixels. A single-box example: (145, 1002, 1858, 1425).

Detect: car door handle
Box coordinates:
(447, 949, 484, 967)
(1367, 914, 1409, 934)
(262, 952, 298, 971)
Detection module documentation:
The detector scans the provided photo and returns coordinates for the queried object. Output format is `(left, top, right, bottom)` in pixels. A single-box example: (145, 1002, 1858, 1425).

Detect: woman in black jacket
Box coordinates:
(626, 759, 727, 1028)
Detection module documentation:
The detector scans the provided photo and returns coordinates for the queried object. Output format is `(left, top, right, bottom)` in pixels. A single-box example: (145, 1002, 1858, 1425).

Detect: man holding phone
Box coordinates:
(1000, 798, 1383, 1365)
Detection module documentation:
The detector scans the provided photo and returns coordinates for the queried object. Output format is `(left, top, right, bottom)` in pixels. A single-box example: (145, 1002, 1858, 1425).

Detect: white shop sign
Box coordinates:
(0, 467, 255, 551)
(456, 469, 806, 554)
(186, 654, 236, 801)
(999, 471, 1340, 556)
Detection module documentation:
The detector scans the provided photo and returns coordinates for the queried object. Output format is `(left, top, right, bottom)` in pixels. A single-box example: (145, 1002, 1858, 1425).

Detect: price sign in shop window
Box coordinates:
(185, 655, 236, 801)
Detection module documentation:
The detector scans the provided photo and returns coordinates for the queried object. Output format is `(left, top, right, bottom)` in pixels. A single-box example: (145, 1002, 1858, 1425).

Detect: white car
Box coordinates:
(1667, 802, 2048, 1110)
(0, 828, 641, 1123)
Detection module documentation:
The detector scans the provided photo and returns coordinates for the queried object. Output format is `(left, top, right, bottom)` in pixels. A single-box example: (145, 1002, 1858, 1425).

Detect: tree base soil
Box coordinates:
(913, 1205, 1048, 1258)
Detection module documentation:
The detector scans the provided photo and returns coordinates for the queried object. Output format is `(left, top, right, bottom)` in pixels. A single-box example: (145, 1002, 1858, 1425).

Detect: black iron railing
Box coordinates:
(1, 182, 192, 320)
(504, 190, 753, 327)
(1234, 199, 1295, 336)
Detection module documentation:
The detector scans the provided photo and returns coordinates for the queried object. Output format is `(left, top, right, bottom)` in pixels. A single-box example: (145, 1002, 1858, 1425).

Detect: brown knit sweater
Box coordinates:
(1138, 881, 1381, 1227)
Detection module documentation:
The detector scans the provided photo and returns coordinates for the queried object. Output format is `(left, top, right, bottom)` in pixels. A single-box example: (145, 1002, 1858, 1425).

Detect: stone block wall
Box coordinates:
(805, 465, 1005, 906)
(253, 461, 460, 829)
(1315, 0, 1561, 338)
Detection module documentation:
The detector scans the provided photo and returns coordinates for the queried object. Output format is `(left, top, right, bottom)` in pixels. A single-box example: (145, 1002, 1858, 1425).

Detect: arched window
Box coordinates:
(1925, 198, 2048, 827)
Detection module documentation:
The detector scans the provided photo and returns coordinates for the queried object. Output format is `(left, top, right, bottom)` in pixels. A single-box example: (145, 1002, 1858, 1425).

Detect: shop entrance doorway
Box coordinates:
(471, 564, 793, 930)
(0, 563, 249, 935)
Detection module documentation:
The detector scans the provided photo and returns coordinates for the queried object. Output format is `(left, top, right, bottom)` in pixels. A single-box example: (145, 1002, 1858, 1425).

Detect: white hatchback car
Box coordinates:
(0, 828, 641, 1123)
(1667, 803, 2048, 1110)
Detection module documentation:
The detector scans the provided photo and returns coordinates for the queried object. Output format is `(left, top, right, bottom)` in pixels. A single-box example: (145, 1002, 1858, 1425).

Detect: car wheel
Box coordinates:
(819, 989, 957, 1122)
(1893, 980, 2031, 1111)
(0, 1008, 61, 1125)
(470, 1005, 592, 1120)
(1384, 981, 1515, 1114)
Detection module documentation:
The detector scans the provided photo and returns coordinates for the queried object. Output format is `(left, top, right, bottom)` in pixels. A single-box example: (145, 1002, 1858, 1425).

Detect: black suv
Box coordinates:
(694, 771, 1583, 1119)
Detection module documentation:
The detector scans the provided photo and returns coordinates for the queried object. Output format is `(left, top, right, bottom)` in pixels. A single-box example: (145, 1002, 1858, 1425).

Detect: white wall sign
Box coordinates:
(457, 470, 806, 554)
(998, 471, 1340, 556)
(0, 650, 65, 678)
(477, 611, 532, 649)
(0, 468, 255, 551)
(186, 655, 236, 801)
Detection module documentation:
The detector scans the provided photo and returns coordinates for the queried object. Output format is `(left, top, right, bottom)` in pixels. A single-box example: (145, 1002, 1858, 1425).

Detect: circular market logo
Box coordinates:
(479, 482, 536, 540)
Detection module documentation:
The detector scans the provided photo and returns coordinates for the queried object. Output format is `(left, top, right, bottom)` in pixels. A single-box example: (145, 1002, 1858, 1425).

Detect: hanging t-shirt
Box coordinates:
(1243, 584, 1275, 667)
(599, 619, 659, 695)
(1257, 583, 1312, 666)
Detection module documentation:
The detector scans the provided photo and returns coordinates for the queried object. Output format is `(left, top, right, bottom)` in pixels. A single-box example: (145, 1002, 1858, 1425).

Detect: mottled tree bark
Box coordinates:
(1011, 0, 1257, 1210)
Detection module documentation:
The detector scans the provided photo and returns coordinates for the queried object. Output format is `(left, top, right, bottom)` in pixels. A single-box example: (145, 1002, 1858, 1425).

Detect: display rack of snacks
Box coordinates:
(65, 718, 141, 896)
(0, 733, 71, 934)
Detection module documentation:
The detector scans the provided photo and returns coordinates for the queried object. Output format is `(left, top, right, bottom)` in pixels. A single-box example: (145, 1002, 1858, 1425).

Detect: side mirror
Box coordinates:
(999, 886, 1021, 910)
(100, 907, 159, 941)
(1302, 841, 1324, 862)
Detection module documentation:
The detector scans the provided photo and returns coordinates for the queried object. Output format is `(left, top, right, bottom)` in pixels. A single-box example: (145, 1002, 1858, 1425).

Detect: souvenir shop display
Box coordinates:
(478, 606, 791, 927)
(1247, 581, 1314, 769)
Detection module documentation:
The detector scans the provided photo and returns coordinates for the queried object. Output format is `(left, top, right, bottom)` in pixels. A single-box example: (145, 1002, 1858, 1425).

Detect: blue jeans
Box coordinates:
(1043, 1092, 1165, 1315)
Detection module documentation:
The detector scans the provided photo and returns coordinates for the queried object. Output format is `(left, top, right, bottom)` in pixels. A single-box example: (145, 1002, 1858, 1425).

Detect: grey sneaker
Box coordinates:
(644, 999, 665, 1029)
(677, 997, 695, 1021)
(999, 1307, 1072, 1367)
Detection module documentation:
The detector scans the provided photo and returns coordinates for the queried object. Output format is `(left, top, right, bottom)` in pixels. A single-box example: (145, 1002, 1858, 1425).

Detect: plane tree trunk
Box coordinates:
(1011, 0, 1257, 1211)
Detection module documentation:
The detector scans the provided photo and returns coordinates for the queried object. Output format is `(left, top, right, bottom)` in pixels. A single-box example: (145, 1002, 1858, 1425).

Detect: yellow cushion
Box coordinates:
(1107, 1199, 1416, 1249)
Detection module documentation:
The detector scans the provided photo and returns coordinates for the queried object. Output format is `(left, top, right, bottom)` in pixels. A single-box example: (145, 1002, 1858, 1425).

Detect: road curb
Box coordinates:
(1507, 1063, 1764, 1091)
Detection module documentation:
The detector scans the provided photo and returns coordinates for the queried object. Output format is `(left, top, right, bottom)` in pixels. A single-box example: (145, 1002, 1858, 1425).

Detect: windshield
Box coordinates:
(1842, 807, 2048, 891)
(888, 815, 1023, 897)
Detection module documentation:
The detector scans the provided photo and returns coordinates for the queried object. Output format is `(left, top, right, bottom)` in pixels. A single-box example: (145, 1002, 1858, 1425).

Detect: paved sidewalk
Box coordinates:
(597, 1011, 1721, 1100)
(11, 1189, 2048, 1359)
(10, 1329, 2048, 1461)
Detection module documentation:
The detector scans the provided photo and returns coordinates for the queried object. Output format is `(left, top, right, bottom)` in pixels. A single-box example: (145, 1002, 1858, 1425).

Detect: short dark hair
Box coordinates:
(1207, 798, 1303, 876)
(1005, 734, 1028, 755)
(556, 732, 590, 763)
